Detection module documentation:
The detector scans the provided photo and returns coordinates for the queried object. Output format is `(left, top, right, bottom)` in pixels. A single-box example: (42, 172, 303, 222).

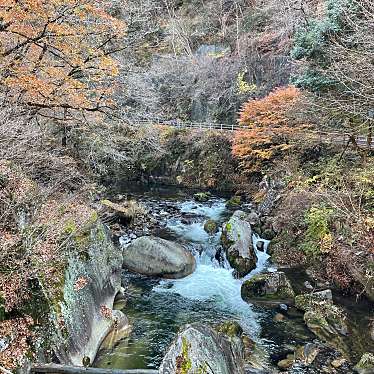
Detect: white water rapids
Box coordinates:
(153, 198, 272, 336)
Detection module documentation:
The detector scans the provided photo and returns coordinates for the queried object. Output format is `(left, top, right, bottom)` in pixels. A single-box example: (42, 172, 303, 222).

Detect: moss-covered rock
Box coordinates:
(261, 228, 276, 240)
(277, 355, 294, 370)
(225, 196, 241, 208)
(216, 321, 243, 338)
(294, 290, 332, 311)
(221, 211, 257, 277)
(50, 220, 123, 366)
(203, 219, 218, 235)
(241, 272, 295, 303)
(160, 323, 246, 374)
(295, 292, 350, 357)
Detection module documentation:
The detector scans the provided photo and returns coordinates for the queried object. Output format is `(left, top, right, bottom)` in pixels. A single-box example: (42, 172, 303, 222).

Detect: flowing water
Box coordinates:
(94, 188, 374, 372)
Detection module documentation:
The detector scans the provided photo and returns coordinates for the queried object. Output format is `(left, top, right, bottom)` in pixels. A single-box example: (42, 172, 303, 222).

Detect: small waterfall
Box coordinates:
(96, 194, 278, 370)
(153, 201, 273, 336)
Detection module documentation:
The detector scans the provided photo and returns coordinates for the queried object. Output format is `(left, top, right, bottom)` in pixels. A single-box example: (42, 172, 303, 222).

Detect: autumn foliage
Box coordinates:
(0, 0, 126, 119)
(233, 85, 306, 173)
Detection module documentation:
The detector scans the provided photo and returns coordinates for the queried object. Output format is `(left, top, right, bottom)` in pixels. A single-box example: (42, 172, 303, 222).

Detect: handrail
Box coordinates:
(131, 118, 373, 148)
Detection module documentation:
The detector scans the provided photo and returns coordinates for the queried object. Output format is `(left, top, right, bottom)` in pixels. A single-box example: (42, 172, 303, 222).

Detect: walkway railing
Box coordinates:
(132, 118, 373, 149)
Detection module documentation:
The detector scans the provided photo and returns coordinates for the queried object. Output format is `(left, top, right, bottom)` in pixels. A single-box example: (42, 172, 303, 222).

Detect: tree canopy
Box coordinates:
(0, 0, 126, 120)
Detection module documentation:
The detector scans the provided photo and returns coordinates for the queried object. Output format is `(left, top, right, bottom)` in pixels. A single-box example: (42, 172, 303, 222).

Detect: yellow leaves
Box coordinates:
(320, 232, 333, 253)
(237, 72, 257, 94)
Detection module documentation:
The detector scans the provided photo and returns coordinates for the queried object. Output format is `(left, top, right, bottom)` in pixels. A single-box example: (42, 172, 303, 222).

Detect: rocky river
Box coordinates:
(93, 186, 374, 373)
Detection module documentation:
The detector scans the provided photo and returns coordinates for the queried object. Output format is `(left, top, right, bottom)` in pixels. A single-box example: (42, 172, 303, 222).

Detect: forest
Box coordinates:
(0, 0, 373, 373)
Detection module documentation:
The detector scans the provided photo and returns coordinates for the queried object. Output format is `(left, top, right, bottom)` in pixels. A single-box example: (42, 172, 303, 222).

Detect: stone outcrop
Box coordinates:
(123, 236, 196, 279)
(221, 211, 257, 277)
(159, 323, 246, 374)
(51, 221, 123, 366)
(241, 272, 295, 303)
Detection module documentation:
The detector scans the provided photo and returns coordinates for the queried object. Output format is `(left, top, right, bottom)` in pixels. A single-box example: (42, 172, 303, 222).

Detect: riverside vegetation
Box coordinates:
(0, 0, 373, 373)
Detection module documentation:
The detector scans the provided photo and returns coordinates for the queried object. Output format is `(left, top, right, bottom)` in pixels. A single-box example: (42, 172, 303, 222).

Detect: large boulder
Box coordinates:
(159, 323, 245, 374)
(221, 211, 257, 277)
(123, 236, 196, 279)
(241, 272, 295, 303)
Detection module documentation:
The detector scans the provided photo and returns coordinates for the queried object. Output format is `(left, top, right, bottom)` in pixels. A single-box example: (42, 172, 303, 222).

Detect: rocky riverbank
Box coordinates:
(90, 188, 373, 373)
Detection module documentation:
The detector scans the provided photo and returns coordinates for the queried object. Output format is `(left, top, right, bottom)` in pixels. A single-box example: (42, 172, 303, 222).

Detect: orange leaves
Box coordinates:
(239, 85, 301, 129)
(233, 86, 305, 173)
(0, 0, 126, 117)
(0, 316, 34, 369)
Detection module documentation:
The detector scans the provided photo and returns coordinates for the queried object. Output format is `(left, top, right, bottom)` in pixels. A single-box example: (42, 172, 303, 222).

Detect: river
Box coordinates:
(94, 187, 373, 372)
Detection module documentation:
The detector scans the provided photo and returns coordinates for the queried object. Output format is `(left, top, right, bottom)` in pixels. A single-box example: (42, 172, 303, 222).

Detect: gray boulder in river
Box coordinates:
(123, 236, 196, 279)
(221, 210, 257, 277)
(159, 323, 246, 374)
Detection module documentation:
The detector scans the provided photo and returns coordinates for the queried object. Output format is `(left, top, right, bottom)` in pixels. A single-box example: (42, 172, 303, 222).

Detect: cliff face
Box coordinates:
(51, 222, 123, 365)
(117, 0, 297, 124)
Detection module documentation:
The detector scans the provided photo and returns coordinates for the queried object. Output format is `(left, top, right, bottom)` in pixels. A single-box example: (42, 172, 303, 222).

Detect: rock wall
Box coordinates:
(51, 221, 123, 366)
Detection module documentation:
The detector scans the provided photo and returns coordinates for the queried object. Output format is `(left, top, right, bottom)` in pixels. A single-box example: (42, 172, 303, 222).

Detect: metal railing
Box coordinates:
(132, 118, 374, 149)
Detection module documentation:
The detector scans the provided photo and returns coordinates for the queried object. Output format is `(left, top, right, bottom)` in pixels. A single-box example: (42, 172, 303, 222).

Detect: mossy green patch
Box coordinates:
(203, 219, 218, 235)
(197, 363, 208, 374)
(64, 219, 77, 235)
(217, 320, 243, 338)
(226, 196, 241, 208)
(193, 192, 211, 202)
(176, 336, 192, 374)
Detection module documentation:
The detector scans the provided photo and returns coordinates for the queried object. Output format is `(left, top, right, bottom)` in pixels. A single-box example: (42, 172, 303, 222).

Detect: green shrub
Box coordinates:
(301, 205, 334, 256)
